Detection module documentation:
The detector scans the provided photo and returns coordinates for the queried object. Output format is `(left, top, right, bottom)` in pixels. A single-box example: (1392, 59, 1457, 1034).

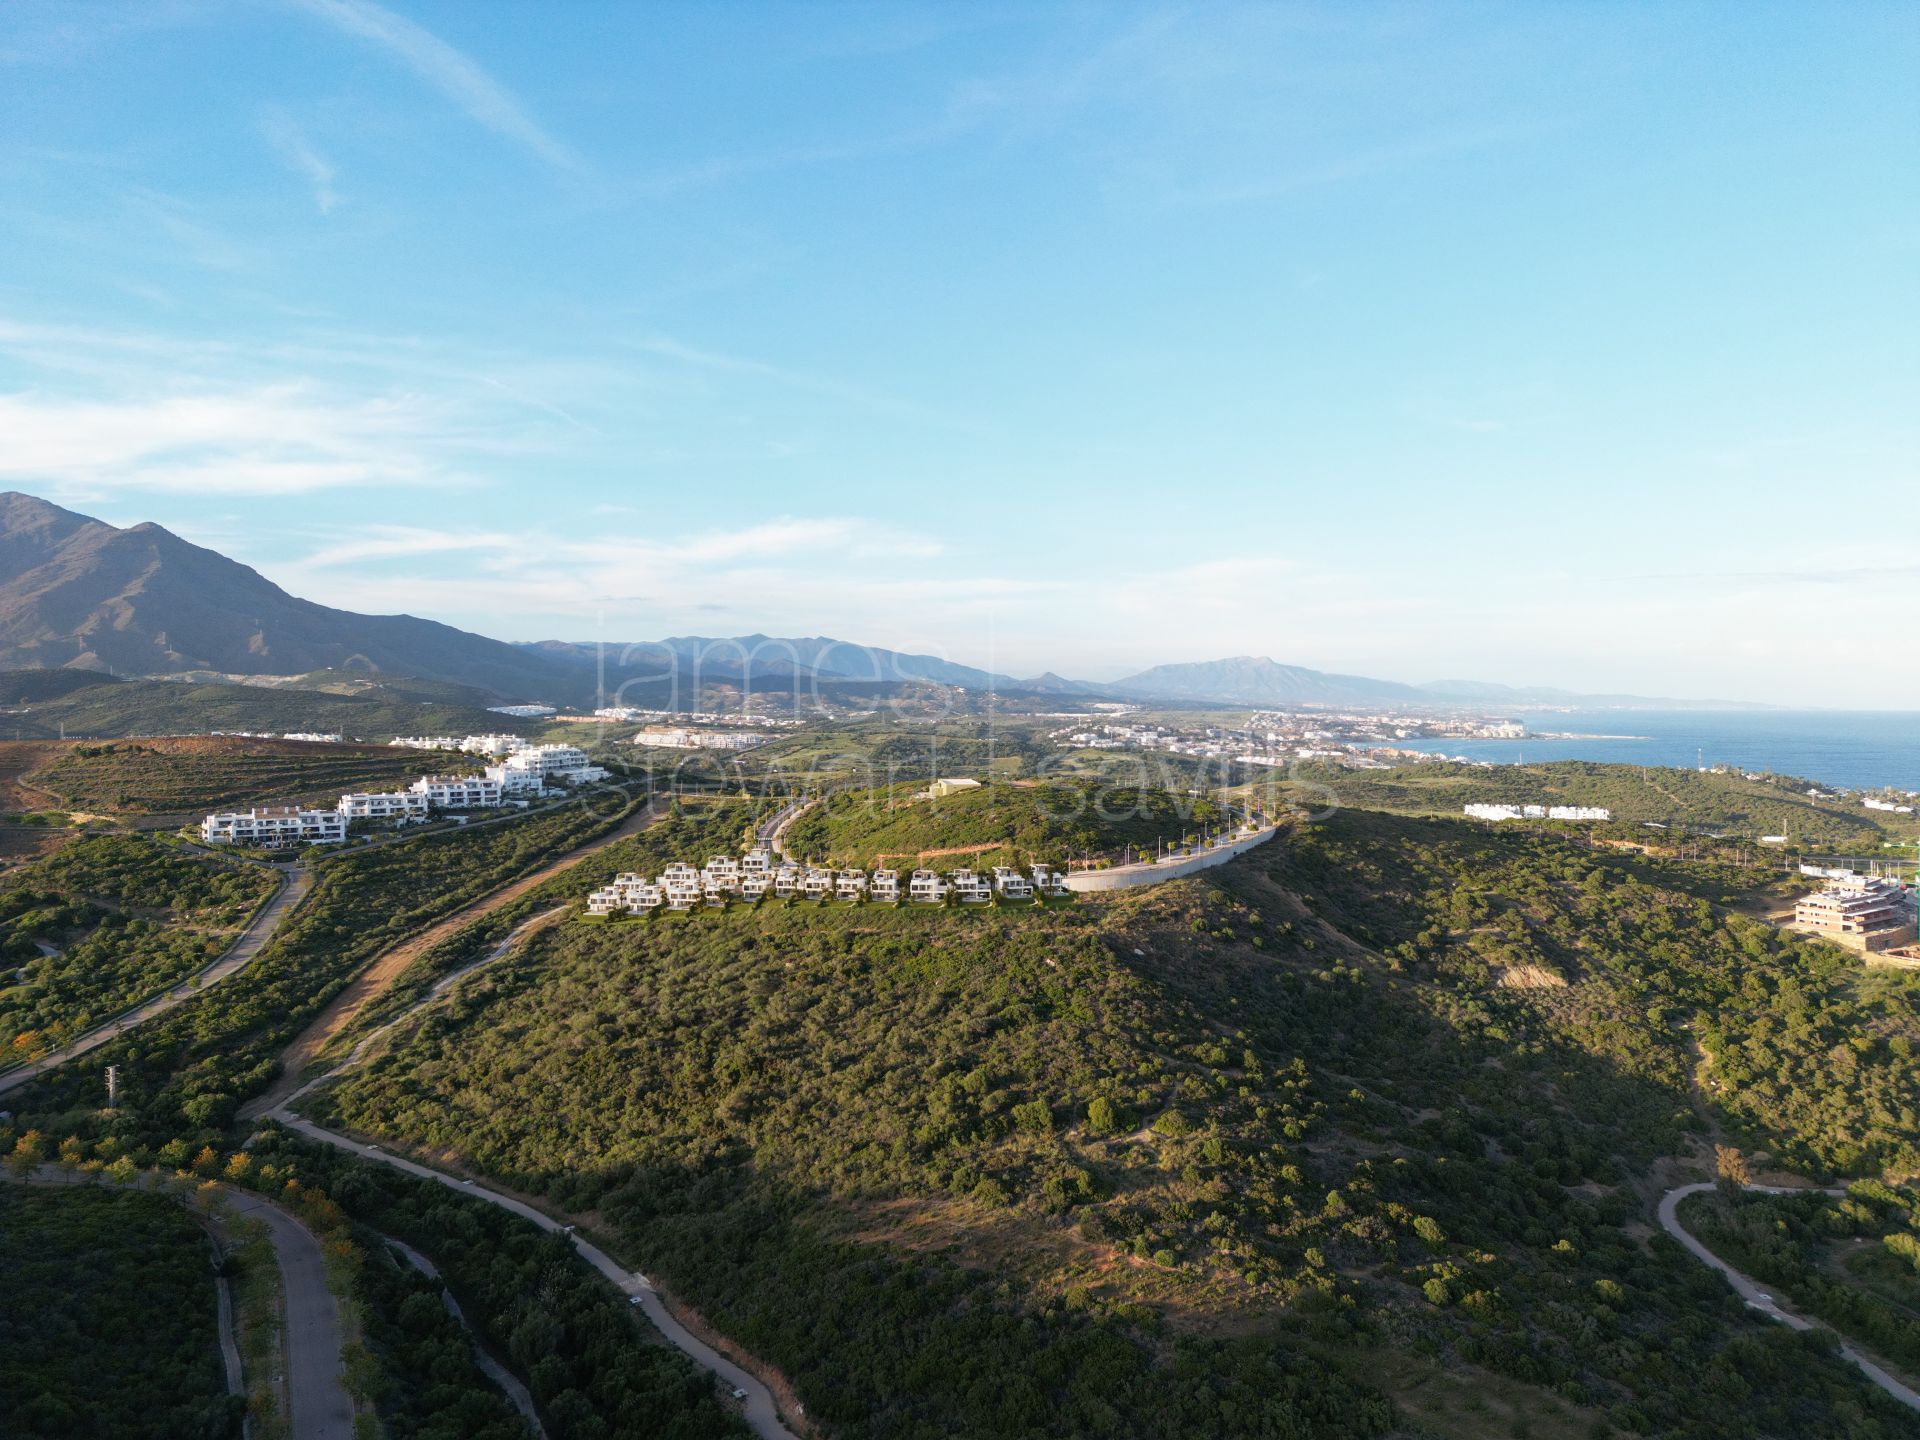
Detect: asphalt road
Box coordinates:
(0, 864, 313, 1098)
(1659, 1180, 1920, 1413)
(223, 1190, 357, 1440)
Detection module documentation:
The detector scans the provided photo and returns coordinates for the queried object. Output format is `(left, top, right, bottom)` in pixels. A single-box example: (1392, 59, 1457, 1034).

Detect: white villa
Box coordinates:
(583, 850, 1071, 918)
(202, 806, 346, 846)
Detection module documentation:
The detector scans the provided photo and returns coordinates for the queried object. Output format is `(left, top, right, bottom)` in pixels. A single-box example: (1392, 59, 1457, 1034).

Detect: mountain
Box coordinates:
(528, 634, 1026, 692)
(1113, 655, 1427, 707)
(0, 493, 571, 700)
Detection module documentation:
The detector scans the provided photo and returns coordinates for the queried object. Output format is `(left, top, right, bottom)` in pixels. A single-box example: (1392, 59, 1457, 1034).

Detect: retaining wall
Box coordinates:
(1063, 826, 1278, 893)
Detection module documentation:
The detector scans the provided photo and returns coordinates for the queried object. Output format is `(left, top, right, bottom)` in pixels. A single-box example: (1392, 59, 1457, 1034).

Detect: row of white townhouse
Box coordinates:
(1464, 803, 1612, 822)
(389, 733, 534, 758)
(203, 746, 610, 846)
(588, 851, 1070, 914)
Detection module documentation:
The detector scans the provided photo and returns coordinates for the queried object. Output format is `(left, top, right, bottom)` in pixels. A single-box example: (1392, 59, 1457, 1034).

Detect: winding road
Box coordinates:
(1659, 1181, 1920, 1413)
(221, 1189, 356, 1440)
(262, 905, 802, 1440)
(0, 863, 313, 1099)
(241, 797, 660, 1121)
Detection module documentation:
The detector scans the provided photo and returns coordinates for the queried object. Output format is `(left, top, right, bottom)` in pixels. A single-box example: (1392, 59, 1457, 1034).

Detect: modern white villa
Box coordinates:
(586, 852, 1070, 916)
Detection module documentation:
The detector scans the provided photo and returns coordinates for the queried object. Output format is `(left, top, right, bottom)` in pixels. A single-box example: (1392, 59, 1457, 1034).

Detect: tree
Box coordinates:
(1715, 1144, 1751, 1187)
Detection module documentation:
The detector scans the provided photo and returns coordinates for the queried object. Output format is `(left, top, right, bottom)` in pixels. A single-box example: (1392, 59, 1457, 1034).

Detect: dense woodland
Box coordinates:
(0, 1184, 234, 1439)
(0, 836, 275, 1064)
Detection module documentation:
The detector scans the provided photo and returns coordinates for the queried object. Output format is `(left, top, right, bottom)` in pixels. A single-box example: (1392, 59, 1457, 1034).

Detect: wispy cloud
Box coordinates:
(0, 384, 471, 495)
(260, 108, 339, 214)
(289, 0, 580, 172)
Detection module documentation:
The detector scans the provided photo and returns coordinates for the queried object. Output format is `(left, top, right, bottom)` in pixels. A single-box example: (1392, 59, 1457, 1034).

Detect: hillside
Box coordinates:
(0, 673, 541, 745)
(0, 492, 570, 698)
(283, 807, 1920, 1439)
(780, 779, 1222, 867)
(20, 737, 470, 816)
(1287, 759, 1917, 849)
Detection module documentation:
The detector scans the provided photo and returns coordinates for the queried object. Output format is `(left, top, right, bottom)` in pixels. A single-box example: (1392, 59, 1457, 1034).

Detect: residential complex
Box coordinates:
(201, 805, 347, 846)
(587, 851, 1069, 915)
(202, 744, 608, 847)
(632, 726, 771, 751)
(1464, 804, 1612, 822)
(1791, 875, 1918, 954)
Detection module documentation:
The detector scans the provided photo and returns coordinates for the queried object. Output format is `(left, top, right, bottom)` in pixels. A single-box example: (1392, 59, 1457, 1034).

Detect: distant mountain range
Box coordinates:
(0, 491, 1733, 712)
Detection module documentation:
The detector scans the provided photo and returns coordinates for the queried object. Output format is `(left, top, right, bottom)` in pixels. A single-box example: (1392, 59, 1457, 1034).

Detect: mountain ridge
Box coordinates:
(0, 492, 1742, 710)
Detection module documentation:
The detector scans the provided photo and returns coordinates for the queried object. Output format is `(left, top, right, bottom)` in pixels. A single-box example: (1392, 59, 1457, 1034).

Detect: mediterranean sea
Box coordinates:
(1391, 710, 1920, 793)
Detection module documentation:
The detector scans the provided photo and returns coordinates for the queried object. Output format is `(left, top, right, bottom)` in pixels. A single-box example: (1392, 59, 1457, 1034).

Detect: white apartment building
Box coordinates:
(462, 734, 532, 758)
(488, 704, 557, 717)
(202, 806, 346, 846)
(909, 869, 949, 904)
(992, 867, 1033, 900)
(338, 790, 430, 822)
(871, 869, 900, 903)
(389, 736, 461, 752)
(836, 869, 870, 901)
(633, 727, 771, 751)
(282, 732, 344, 744)
(802, 866, 835, 900)
(410, 774, 506, 809)
(1464, 803, 1610, 823)
(492, 744, 609, 789)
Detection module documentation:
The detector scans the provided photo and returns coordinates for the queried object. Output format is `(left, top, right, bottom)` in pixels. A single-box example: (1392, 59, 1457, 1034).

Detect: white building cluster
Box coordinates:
(1464, 803, 1612, 822)
(632, 727, 771, 751)
(587, 850, 1070, 915)
(202, 744, 609, 847)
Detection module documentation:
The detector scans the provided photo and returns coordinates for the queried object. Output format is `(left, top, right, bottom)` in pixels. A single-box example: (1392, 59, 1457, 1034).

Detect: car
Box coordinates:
(730, 1387, 748, 1400)
(461, 1178, 474, 1186)
(629, 1296, 644, 1307)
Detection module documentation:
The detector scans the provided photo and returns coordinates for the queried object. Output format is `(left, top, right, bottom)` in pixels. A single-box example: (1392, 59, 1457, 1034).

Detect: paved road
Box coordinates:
(758, 799, 812, 863)
(387, 1236, 548, 1438)
(7, 1167, 352, 1438)
(271, 1113, 798, 1439)
(0, 865, 314, 1098)
(1660, 1181, 1920, 1413)
(222, 1190, 357, 1440)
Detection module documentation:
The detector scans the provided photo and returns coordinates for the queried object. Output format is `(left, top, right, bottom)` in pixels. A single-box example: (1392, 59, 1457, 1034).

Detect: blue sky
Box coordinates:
(2, 2, 1916, 705)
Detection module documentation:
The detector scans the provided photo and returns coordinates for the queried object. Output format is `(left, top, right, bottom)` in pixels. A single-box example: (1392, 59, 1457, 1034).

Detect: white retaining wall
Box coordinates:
(1063, 825, 1279, 893)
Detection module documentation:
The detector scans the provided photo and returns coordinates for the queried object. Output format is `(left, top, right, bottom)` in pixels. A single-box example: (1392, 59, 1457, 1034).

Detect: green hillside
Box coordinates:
(0, 835, 276, 1065)
(294, 809, 1920, 1439)
(782, 779, 1223, 867)
(29, 738, 472, 815)
(1288, 759, 1915, 850)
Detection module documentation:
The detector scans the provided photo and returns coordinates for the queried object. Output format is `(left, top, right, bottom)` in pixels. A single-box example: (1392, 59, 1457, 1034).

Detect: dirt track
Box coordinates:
(240, 801, 661, 1119)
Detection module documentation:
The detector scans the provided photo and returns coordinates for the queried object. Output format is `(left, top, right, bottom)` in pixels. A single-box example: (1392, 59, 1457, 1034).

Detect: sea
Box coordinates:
(1389, 710, 1920, 793)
